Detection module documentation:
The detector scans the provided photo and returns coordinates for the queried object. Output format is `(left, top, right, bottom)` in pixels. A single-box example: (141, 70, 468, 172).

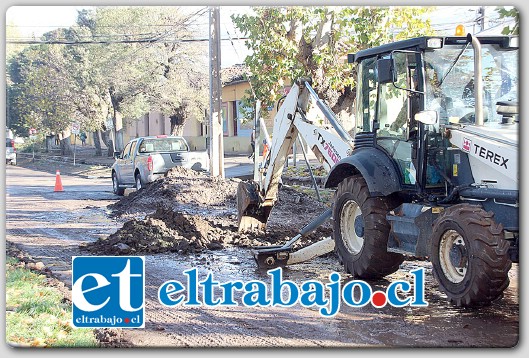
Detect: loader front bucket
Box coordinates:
(237, 180, 271, 232)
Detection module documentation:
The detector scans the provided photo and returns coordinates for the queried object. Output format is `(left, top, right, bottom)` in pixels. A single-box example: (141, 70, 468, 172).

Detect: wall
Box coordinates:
(78, 79, 276, 155)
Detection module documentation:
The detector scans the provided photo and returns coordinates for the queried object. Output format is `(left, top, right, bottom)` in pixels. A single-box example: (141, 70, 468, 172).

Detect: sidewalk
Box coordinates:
(16, 144, 323, 181)
(72, 145, 320, 165)
(71, 145, 254, 167)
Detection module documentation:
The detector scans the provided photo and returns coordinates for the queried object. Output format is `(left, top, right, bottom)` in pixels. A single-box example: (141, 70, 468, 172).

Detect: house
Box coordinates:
(80, 64, 283, 155)
(122, 64, 276, 155)
(218, 64, 254, 154)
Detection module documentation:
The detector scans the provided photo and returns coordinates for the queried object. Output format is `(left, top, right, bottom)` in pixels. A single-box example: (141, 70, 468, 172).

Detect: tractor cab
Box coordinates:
(351, 35, 519, 198)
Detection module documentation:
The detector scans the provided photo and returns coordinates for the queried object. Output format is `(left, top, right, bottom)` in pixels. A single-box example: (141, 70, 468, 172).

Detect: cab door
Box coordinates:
(376, 52, 420, 186)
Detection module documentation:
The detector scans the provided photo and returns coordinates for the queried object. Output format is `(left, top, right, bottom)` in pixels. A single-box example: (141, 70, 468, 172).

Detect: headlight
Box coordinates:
(508, 37, 519, 48)
(426, 38, 443, 49)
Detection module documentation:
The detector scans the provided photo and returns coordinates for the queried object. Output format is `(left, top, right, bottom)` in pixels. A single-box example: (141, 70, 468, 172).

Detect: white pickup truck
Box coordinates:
(111, 135, 209, 195)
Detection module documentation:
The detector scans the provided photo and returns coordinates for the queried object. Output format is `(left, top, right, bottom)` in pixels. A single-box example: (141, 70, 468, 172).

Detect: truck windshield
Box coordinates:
(423, 43, 518, 124)
(138, 138, 189, 153)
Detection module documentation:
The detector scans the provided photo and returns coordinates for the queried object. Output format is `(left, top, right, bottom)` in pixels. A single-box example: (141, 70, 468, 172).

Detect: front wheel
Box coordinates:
(430, 204, 511, 307)
(333, 175, 404, 279)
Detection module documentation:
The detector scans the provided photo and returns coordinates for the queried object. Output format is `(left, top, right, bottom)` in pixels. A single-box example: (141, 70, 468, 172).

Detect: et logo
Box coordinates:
(72, 256, 145, 328)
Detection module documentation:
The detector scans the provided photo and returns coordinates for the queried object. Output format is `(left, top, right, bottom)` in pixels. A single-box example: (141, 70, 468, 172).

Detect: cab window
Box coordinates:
(122, 142, 132, 160)
(355, 57, 377, 133)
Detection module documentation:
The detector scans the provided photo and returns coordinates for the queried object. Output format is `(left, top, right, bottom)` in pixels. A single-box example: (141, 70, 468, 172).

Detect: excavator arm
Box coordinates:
(237, 79, 354, 233)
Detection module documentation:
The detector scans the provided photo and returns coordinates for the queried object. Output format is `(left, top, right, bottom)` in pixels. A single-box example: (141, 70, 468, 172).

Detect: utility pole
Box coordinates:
(208, 6, 225, 178)
(478, 6, 486, 32)
(253, 100, 261, 182)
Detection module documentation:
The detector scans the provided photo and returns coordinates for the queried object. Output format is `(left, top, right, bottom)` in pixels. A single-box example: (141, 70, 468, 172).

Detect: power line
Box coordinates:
(94, 11, 206, 71)
(6, 37, 249, 45)
(7, 8, 242, 46)
(223, 23, 256, 98)
(6, 21, 235, 29)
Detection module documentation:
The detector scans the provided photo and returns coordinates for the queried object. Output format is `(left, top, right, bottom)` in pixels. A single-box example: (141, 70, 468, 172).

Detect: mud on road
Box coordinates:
(5, 163, 520, 348)
(85, 166, 332, 256)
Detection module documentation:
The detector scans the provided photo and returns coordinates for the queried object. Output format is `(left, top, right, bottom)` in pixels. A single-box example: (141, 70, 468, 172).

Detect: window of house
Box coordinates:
(236, 100, 253, 137)
(222, 102, 228, 136)
(232, 101, 238, 136)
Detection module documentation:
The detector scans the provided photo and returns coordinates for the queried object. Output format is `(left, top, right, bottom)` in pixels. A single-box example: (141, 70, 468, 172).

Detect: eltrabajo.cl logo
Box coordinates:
(72, 256, 145, 328)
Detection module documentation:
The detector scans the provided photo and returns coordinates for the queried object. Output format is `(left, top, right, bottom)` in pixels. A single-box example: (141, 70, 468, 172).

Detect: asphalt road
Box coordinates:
(4, 165, 520, 348)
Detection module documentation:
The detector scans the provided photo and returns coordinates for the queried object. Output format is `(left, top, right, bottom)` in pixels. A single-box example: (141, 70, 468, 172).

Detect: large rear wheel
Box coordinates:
(430, 204, 511, 307)
(333, 175, 404, 279)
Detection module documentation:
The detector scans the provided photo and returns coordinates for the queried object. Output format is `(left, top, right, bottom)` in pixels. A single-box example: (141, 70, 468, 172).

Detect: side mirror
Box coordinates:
(113, 151, 121, 159)
(376, 58, 395, 84)
(415, 111, 438, 126)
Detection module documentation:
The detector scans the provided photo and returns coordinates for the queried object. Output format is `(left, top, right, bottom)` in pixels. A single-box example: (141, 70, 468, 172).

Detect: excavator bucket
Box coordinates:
(237, 180, 271, 232)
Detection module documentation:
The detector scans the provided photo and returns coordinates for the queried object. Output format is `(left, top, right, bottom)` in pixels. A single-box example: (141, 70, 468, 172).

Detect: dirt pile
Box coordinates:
(83, 208, 271, 255)
(108, 166, 239, 218)
(95, 166, 333, 256)
(267, 186, 332, 238)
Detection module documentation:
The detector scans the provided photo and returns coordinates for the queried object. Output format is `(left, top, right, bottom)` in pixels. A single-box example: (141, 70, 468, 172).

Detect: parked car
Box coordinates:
(111, 135, 209, 195)
(6, 138, 16, 165)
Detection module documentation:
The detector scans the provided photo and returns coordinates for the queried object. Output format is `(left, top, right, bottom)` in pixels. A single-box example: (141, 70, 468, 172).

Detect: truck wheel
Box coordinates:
(135, 173, 143, 191)
(112, 172, 125, 196)
(430, 204, 511, 307)
(333, 175, 404, 279)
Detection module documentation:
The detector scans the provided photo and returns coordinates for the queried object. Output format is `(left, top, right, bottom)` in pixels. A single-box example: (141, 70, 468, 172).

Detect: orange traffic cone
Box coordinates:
(54, 170, 64, 192)
(262, 143, 269, 158)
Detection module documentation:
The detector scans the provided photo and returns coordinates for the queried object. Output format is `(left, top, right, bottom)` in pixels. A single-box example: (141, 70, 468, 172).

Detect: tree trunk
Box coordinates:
(101, 130, 114, 157)
(170, 107, 186, 136)
(331, 87, 356, 133)
(45, 135, 54, 152)
(295, 23, 356, 130)
(108, 87, 124, 151)
(101, 130, 109, 148)
(93, 130, 102, 156)
(59, 135, 73, 156)
(114, 112, 124, 151)
(107, 140, 114, 157)
(171, 125, 185, 136)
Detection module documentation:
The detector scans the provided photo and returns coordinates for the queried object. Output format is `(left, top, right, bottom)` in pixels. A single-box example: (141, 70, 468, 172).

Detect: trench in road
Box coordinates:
(4, 165, 520, 348)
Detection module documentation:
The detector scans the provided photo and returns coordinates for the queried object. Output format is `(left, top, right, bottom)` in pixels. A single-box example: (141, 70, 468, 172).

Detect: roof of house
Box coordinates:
(221, 64, 248, 86)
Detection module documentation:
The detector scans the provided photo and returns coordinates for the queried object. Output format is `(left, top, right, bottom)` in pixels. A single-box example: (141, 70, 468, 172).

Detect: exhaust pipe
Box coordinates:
(467, 33, 484, 126)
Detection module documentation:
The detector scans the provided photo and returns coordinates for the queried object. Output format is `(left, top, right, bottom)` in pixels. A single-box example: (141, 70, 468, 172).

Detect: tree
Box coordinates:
(6, 6, 210, 157)
(6, 21, 26, 61)
(153, 62, 209, 136)
(231, 6, 434, 127)
(7, 39, 81, 154)
(141, 8, 209, 136)
(496, 7, 519, 35)
(7, 22, 110, 154)
(77, 6, 208, 152)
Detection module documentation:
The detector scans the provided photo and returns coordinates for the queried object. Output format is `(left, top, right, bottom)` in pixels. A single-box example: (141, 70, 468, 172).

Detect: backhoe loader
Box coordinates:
(237, 34, 518, 307)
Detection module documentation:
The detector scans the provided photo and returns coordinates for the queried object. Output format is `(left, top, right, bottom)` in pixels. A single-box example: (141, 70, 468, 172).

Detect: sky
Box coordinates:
(6, 5, 87, 35)
(5, 5, 503, 36)
(2, 3, 528, 354)
(5, 5, 254, 68)
(5, 5, 517, 69)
